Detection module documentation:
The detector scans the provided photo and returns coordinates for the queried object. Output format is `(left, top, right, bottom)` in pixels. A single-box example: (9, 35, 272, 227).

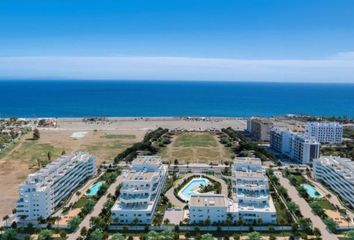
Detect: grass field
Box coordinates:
(159, 132, 233, 164)
(173, 133, 218, 147)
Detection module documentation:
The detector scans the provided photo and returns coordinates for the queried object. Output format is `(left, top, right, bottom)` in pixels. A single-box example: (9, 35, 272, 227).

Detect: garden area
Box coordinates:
(283, 169, 345, 233)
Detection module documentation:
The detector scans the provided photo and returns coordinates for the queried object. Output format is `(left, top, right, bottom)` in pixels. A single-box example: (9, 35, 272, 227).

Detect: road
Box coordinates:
(277, 172, 338, 240)
(67, 175, 123, 240)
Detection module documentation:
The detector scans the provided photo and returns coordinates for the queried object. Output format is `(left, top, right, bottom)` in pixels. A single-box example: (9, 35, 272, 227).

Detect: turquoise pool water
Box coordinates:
(86, 181, 104, 197)
(178, 178, 209, 201)
(301, 183, 322, 199)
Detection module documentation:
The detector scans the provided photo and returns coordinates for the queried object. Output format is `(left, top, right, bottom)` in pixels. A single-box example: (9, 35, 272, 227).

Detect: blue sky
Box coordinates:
(0, 0, 354, 82)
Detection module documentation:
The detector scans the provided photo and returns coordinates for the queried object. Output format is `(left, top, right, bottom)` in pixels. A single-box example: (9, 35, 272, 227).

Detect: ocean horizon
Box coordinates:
(1, 80, 354, 118)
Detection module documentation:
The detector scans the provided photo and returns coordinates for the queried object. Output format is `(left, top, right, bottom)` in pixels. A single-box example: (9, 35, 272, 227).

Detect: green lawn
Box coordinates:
(173, 133, 218, 147)
(7, 141, 62, 167)
(313, 199, 336, 210)
(72, 196, 89, 209)
(102, 134, 136, 139)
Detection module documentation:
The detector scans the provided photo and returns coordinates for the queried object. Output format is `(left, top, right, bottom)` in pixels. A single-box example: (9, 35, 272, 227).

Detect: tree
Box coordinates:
(313, 227, 321, 237)
(163, 218, 170, 225)
(248, 232, 261, 240)
(310, 202, 325, 216)
(324, 217, 337, 233)
(0, 228, 17, 240)
(287, 202, 299, 214)
(88, 228, 104, 240)
(80, 226, 88, 237)
(201, 233, 213, 240)
(276, 185, 287, 196)
(111, 233, 125, 240)
(69, 216, 81, 232)
(38, 229, 53, 240)
(298, 218, 312, 233)
(33, 128, 40, 140)
(344, 230, 354, 240)
(147, 231, 160, 240)
(82, 199, 96, 214)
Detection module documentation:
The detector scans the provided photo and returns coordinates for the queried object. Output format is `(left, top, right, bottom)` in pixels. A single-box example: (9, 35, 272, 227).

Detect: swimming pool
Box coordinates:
(86, 181, 105, 197)
(178, 177, 209, 201)
(301, 183, 322, 199)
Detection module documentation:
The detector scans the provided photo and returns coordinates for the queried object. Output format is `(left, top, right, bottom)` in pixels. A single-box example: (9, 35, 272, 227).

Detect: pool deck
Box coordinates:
(301, 183, 323, 198)
(165, 173, 228, 209)
(177, 177, 209, 202)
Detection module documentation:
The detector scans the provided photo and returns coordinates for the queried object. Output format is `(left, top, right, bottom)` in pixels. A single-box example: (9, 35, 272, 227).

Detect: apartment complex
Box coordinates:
(189, 194, 237, 224)
(270, 128, 320, 164)
(232, 157, 276, 224)
(111, 156, 167, 225)
(247, 118, 273, 142)
(189, 157, 276, 225)
(305, 122, 343, 144)
(313, 156, 354, 208)
(16, 152, 96, 222)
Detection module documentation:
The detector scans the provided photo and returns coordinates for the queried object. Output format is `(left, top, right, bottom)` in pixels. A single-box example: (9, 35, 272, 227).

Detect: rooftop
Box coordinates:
(189, 194, 230, 207)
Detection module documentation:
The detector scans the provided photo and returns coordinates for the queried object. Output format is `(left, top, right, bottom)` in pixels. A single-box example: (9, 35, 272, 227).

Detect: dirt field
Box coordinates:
(0, 129, 139, 219)
(159, 132, 233, 164)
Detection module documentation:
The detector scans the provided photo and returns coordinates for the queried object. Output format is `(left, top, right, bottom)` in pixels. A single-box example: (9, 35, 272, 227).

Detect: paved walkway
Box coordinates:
(165, 173, 228, 209)
(67, 175, 123, 240)
(277, 173, 338, 240)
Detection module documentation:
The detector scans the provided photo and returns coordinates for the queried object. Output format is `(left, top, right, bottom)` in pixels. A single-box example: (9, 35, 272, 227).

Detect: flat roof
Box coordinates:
(189, 194, 229, 207)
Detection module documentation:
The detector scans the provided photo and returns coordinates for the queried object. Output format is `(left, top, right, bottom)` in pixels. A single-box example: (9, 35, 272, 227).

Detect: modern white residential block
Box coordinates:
(270, 128, 320, 164)
(111, 156, 167, 225)
(16, 152, 96, 222)
(305, 122, 343, 144)
(313, 156, 354, 208)
(188, 157, 276, 225)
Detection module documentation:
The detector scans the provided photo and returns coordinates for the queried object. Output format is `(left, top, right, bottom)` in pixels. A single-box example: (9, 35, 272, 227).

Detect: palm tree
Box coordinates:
(3, 215, 9, 226)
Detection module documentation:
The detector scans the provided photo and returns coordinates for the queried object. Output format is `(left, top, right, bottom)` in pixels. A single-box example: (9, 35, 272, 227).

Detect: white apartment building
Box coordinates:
(188, 157, 276, 225)
(270, 128, 320, 164)
(111, 156, 167, 225)
(305, 122, 343, 144)
(313, 156, 354, 208)
(233, 157, 276, 224)
(247, 118, 273, 142)
(189, 194, 237, 224)
(16, 152, 96, 222)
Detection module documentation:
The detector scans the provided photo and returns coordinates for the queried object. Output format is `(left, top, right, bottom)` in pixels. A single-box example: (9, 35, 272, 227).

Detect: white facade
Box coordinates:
(270, 128, 320, 164)
(16, 152, 96, 222)
(189, 194, 237, 224)
(313, 156, 354, 208)
(305, 122, 343, 144)
(111, 156, 167, 225)
(233, 158, 276, 224)
(188, 157, 276, 225)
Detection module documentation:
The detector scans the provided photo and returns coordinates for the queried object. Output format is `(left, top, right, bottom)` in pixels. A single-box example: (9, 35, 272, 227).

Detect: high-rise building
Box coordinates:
(270, 128, 320, 164)
(16, 152, 96, 222)
(305, 122, 343, 144)
(247, 118, 273, 142)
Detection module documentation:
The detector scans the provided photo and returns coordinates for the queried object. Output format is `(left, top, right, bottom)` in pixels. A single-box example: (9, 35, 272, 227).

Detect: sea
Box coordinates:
(1, 80, 354, 118)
